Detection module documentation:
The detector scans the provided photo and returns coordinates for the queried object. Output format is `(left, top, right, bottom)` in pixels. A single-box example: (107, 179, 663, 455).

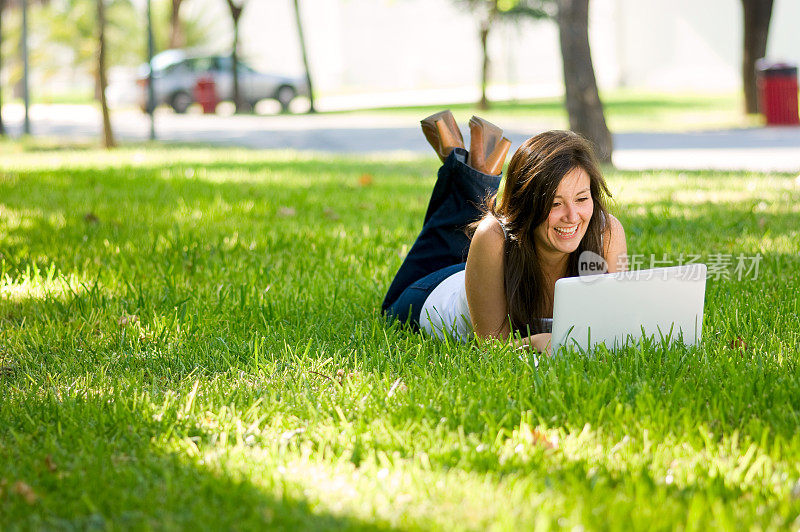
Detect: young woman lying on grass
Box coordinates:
(382, 111, 628, 354)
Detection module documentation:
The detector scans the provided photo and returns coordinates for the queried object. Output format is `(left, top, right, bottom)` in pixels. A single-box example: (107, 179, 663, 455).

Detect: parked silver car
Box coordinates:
(138, 50, 308, 113)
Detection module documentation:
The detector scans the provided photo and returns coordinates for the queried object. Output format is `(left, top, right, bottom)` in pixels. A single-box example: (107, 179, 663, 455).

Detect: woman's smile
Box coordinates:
(553, 224, 580, 238)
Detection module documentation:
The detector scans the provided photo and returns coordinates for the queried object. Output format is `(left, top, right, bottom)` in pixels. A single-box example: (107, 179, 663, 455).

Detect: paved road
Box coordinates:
(5, 104, 800, 172)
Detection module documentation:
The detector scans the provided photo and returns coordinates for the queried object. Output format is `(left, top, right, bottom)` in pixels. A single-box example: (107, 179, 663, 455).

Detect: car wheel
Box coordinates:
(276, 85, 296, 113)
(170, 91, 193, 114)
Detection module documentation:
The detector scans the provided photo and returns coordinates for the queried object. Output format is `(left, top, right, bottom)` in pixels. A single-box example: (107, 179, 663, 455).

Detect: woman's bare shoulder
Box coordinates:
(603, 213, 625, 241)
(603, 213, 628, 271)
(468, 215, 505, 278)
(472, 215, 505, 248)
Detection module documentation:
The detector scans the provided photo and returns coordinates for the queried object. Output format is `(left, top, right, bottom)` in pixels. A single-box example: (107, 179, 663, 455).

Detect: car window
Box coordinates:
(162, 61, 187, 75)
(214, 56, 254, 73)
(191, 57, 215, 73)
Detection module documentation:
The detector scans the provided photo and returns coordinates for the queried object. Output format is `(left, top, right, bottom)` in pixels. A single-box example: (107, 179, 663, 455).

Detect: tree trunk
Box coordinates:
(169, 0, 184, 49)
(231, 21, 243, 112)
(0, 0, 5, 136)
(292, 0, 315, 113)
(556, 0, 612, 163)
(741, 0, 774, 114)
(478, 21, 490, 110)
(97, 0, 115, 148)
(225, 0, 245, 113)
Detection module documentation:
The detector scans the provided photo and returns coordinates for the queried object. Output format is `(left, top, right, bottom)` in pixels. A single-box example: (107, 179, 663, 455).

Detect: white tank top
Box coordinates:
(419, 270, 473, 342)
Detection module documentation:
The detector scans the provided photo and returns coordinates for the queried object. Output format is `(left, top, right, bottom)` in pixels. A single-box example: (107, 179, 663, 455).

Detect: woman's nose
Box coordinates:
(563, 203, 580, 222)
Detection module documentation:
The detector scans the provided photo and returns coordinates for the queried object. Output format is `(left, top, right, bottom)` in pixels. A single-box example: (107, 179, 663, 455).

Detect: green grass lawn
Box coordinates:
(1, 142, 798, 530)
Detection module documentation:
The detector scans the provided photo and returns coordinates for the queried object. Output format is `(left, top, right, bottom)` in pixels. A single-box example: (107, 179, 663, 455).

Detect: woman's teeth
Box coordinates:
(554, 225, 578, 237)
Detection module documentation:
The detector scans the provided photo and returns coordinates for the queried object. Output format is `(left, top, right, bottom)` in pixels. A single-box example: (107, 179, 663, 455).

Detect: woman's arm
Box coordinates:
(465, 216, 509, 339)
(465, 216, 551, 354)
(603, 214, 628, 273)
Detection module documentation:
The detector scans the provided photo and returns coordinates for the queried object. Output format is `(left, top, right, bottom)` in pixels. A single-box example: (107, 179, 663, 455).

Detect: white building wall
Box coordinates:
(138, 0, 800, 99)
(767, 0, 800, 67)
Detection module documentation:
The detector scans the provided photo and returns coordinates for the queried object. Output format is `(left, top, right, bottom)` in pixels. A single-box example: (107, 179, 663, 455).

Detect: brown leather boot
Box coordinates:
(420, 110, 464, 162)
(467, 116, 503, 170)
(468, 120, 486, 171)
(484, 137, 512, 176)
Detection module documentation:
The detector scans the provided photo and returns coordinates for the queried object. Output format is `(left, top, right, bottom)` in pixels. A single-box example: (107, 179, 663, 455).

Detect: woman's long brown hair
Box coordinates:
(483, 130, 612, 336)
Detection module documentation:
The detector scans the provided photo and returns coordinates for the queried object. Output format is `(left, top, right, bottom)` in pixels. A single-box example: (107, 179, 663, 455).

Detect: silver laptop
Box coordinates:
(551, 264, 707, 355)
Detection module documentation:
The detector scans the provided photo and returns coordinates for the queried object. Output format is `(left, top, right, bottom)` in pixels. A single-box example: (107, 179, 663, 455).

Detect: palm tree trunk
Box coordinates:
(97, 0, 115, 148)
(741, 0, 774, 114)
(556, 0, 612, 163)
(292, 0, 315, 113)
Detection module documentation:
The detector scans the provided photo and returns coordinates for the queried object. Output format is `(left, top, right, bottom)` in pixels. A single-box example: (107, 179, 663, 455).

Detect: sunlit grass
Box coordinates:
(0, 142, 798, 530)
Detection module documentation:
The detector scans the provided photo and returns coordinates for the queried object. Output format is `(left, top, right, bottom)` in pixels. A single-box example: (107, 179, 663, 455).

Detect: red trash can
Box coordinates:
(756, 60, 799, 126)
(194, 76, 218, 114)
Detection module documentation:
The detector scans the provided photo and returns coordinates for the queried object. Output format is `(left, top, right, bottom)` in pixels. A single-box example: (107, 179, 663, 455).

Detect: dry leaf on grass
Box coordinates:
(358, 173, 374, 186)
(531, 429, 558, 449)
(323, 207, 340, 220)
(45, 455, 57, 473)
(13, 481, 38, 504)
(117, 314, 139, 327)
(387, 378, 407, 398)
(83, 212, 99, 224)
(519, 427, 558, 450)
(729, 336, 749, 352)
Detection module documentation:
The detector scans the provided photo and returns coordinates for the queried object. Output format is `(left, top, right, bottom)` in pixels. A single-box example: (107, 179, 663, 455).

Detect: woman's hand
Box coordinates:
(513, 333, 552, 356)
(530, 333, 552, 356)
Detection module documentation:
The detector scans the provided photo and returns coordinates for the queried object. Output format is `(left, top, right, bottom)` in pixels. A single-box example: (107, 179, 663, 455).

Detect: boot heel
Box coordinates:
(420, 110, 464, 162)
(468, 119, 485, 170)
(435, 119, 460, 160)
(484, 137, 511, 175)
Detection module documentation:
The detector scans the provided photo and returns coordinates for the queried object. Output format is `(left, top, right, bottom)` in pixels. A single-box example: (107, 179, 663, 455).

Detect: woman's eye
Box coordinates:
(551, 203, 561, 208)
(577, 197, 589, 202)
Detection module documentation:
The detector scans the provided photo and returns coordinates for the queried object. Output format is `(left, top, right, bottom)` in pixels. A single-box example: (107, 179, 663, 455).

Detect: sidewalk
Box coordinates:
(3, 104, 799, 173)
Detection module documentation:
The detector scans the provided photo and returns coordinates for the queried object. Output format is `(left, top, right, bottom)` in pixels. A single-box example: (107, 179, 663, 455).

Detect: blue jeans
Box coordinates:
(382, 148, 501, 328)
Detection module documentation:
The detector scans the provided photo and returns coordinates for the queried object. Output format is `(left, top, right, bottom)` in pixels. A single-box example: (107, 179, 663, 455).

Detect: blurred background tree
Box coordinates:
(224, 0, 247, 113)
(96, 0, 114, 146)
(556, 0, 611, 163)
(0, 0, 213, 104)
(0, 0, 5, 135)
(457, 0, 550, 110)
(169, 0, 184, 48)
(292, 0, 314, 113)
(44, 0, 139, 100)
(740, 0, 774, 114)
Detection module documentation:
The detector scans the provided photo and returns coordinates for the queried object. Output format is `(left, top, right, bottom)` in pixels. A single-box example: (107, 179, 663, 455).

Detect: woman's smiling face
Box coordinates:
(534, 166, 594, 256)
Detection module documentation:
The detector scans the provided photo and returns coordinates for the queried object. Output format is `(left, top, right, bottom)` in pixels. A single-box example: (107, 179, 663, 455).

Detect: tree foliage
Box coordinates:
(455, 0, 551, 109)
(0, 0, 215, 99)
